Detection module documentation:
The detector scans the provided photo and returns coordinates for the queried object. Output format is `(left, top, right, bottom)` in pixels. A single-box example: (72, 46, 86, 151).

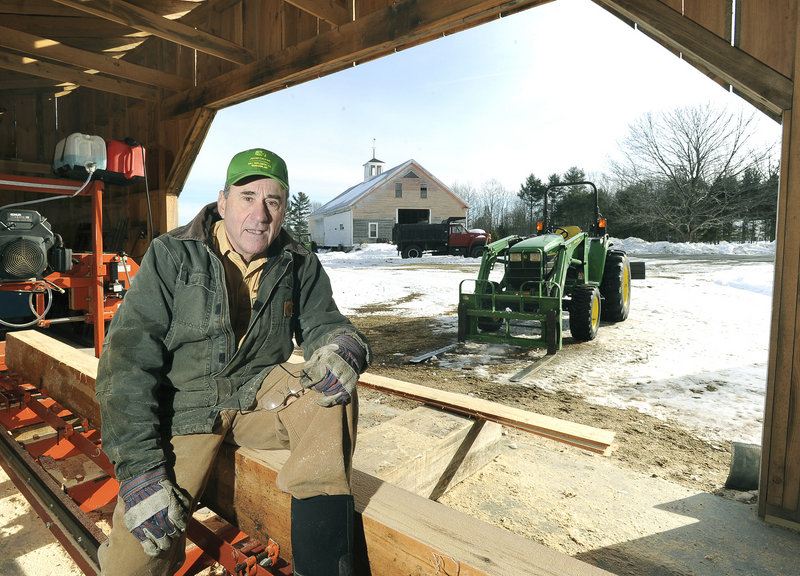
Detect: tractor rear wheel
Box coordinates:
(569, 285, 601, 341)
(600, 250, 631, 322)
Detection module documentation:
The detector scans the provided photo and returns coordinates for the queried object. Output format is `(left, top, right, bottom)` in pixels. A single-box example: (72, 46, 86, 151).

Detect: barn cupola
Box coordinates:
(363, 140, 384, 181)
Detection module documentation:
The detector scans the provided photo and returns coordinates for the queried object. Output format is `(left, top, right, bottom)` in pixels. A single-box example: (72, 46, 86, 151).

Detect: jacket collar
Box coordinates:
(169, 202, 310, 256)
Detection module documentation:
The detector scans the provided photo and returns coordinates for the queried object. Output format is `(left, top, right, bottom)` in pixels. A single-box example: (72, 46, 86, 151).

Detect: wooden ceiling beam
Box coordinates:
(162, 0, 554, 117)
(0, 0, 200, 17)
(0, 49, 160, 100)
(592, 0, 792, 116)
(51, 0, 255, 65)
(285, 0, 352, 26)
(0, 25, 190, 92)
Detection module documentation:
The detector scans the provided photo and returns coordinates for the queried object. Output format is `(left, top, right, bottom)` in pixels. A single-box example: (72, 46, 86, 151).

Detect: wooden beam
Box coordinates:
(592, 0, 792, 117)
(160, 0, 555, 117)
(286, 0, 352, 26)
(164, 106, 216, 198)
(359, 371, 616, 455)
(0, 0, 197, 18)
(0, 25, 191, 92)
(0, 49, 160, 101)
(759, 0, 800, 528)
(52, 0, 255, 65)
(208, 447, 614, 575)
(5, 330, 615, 575)
(4, 331, 101, 427)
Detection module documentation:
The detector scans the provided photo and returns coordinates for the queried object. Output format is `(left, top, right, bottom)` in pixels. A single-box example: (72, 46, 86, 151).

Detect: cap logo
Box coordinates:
(247, 154, 272, 172)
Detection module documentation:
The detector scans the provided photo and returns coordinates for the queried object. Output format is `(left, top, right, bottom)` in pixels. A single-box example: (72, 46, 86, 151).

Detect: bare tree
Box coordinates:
(611, 103, 771, 241)
(451, 181, 478, 223)
(478, 179, 512, 230)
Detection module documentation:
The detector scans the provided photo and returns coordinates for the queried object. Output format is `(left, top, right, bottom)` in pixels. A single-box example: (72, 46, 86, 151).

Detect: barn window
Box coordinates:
(369, 222, 378, 238)
(395, 183, 402, 198)
(420, 184, 427, 199)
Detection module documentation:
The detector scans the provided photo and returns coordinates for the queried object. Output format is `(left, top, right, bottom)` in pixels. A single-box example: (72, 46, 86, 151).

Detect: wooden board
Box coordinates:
(354, 406, 502, 499)
(359, 371, 616, 455)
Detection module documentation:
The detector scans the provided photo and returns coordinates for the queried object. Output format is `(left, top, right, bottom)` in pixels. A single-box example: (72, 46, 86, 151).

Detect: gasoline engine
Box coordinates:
(0, 208, 71, 281)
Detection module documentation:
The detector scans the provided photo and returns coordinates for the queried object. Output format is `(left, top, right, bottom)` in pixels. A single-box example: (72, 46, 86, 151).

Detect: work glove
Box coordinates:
(119, 465, 191, 557)
(301, 334, 366, 407)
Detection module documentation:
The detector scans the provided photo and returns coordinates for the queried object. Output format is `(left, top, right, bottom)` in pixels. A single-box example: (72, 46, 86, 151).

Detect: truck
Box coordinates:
(392, 217, 491, 259)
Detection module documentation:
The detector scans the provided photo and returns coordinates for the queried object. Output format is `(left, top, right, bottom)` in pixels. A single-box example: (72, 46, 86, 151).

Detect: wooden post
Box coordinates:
(758, 0, 800, 529)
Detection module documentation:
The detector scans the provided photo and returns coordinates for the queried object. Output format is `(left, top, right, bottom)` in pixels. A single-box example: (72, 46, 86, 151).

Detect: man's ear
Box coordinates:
(217, 190, 226, 217)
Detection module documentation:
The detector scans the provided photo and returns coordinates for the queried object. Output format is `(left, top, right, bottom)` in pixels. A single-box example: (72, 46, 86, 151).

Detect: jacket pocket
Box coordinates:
(169, 267, 218, 338)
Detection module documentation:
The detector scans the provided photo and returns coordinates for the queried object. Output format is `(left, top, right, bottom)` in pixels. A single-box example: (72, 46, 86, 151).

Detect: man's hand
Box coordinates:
(301, 334, 366, 407)
(119, 466, 191, 557)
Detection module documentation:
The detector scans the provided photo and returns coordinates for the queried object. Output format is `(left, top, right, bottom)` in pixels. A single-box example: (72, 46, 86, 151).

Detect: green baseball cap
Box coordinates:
(225, 148, 289, 190)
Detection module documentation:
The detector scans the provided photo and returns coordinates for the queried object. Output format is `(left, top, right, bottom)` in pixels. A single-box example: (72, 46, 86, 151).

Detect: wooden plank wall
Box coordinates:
(737, 0, 796, 79)
(681, 1, 732, 90)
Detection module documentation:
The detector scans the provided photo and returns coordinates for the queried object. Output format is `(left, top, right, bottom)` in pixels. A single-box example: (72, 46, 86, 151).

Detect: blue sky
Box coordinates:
(178, 0, 782, 224)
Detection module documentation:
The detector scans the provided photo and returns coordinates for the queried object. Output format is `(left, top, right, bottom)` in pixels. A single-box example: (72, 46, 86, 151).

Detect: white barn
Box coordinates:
(308, 157, 468, 249)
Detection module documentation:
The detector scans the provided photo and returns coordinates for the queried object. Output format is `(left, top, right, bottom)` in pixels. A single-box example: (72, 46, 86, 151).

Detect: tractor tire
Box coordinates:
(545, 308, 560, 355)
(569, 285, 601, 341)
(600, 250, 631, 322)
(402, 245, 422, 259)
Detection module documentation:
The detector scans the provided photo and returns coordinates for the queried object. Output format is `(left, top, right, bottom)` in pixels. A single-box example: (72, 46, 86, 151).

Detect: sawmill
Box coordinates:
(1, 1, 800, 575)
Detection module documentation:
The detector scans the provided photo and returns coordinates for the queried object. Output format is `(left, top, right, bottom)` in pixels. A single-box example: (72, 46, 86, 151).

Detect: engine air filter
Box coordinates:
(0, 209, 55, 281)
(0, 237, 48, 279)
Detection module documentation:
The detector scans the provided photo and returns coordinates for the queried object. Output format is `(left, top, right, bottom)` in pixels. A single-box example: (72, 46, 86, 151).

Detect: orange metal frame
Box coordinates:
(0, 174, 110, 357)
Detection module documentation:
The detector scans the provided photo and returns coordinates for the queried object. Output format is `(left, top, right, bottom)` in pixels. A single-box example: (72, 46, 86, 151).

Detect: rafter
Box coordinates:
(52, 0, 254, 65)
(0, 0, 200, 17)
(0, 25, 190, 92)
(592, 0, 792, 117)
(162, 0, 554, 116)
(0, 50, 160, 101)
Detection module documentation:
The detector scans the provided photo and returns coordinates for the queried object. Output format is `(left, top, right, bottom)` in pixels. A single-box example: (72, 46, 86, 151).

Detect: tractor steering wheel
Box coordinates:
(555, 227, 569, 239)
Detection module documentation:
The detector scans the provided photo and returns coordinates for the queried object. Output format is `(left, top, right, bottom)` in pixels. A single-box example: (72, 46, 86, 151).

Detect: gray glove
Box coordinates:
(300, 334, 365, 407)
(119, 466, 191, 557)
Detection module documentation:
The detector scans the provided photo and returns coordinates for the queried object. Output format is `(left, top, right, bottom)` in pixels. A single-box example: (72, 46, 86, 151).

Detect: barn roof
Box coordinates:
(310, 158, 462, 217)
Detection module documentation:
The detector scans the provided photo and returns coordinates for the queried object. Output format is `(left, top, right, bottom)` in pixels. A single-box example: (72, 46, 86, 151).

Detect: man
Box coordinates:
(95, 148, 369, 576)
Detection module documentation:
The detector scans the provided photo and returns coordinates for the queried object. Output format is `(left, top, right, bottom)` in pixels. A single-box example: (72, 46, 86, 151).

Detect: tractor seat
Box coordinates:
(559, 225, 582, 239)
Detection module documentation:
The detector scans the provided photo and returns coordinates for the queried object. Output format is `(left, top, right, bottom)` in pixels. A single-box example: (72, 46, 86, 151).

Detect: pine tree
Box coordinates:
(286, 191, 312, 238)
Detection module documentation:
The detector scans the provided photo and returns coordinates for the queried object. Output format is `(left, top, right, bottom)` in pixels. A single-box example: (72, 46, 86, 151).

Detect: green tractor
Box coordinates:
(457, 181, 644, 355)
(299, 232, 317, 253)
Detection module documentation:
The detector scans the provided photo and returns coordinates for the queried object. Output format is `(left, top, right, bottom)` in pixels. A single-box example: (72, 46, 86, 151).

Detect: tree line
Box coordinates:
(453, 104, 779, 243)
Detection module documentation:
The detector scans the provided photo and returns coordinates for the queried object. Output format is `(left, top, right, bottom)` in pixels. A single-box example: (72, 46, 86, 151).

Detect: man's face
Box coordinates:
(217, 177, 286, 264)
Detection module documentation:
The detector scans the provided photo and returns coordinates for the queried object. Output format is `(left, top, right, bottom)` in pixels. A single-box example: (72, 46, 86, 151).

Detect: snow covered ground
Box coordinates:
(317, 239, 775, 446)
